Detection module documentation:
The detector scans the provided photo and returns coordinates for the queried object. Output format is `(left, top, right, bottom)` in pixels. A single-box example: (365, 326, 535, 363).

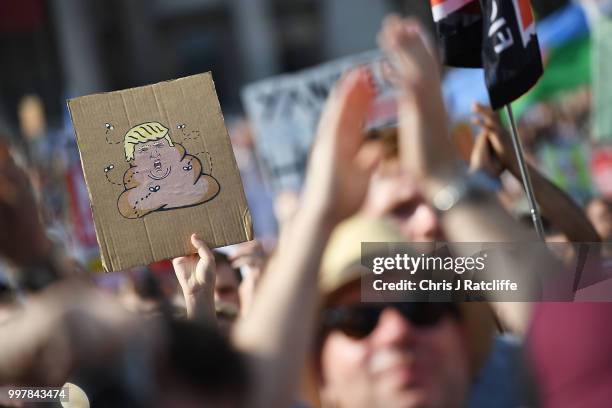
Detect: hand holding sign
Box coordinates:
(172, 234, 216, 321)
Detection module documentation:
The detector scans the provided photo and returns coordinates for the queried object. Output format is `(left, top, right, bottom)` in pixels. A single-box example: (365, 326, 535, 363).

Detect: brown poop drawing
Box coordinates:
(116, 122, 220, 219)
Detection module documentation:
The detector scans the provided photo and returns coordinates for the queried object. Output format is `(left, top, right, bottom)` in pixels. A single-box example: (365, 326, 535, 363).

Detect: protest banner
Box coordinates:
(242, 50, 397, 193)
(68, 72, 253, 272)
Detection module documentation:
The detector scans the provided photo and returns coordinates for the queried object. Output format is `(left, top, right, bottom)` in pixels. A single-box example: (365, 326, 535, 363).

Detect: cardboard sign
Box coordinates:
(242, 50, 397, 193)
(68, 72, 253, 272)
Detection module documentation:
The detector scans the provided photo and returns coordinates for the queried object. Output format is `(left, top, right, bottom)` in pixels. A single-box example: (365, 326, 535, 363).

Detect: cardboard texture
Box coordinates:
(68, 72, 253, 272)
(242, 50, 397, 193)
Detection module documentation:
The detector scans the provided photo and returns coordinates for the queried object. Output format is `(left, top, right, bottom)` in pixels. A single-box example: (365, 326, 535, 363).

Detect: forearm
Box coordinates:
(441, 196, 557, 334)
(232, 206, 334, 408)
(508, 162, 600, 243)
(183, 290, 216, 322)
(398, 89, 459, 195)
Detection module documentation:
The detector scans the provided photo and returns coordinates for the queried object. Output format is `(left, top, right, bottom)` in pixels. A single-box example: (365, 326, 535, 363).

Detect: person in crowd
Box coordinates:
(297, 15, 549, 408)
(213, 250, 242, 332)
(312, 215, 507, 408)
(586, 197, 612, 244)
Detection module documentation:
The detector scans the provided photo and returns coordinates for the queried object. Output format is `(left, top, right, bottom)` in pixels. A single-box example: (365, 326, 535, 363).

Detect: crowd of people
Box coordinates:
(1, 15, 612, 408)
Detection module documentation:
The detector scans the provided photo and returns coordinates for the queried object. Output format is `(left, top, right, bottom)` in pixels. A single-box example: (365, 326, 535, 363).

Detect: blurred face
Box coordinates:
(319, 287, 469, 408)
(587, 199, 612, 242)
(215, 262, 241, 311)
(363, 159, 443, 242)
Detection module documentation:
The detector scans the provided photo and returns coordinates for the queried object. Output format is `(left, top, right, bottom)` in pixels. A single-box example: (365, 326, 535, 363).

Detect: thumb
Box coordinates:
(469, 131, 490, 169)
(191, 234, 214, 262)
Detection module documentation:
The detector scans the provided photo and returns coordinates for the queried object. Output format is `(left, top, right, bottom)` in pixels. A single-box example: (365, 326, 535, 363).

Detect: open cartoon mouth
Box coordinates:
(148, 166, 171, 180)
(154, 160, 162, 170)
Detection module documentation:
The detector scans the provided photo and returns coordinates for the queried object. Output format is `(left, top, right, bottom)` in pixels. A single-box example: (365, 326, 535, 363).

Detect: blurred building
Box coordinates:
(0, 0, 568, 137)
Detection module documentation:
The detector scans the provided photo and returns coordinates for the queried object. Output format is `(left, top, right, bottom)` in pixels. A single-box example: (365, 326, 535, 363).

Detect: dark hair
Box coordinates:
(214, 251, 242, 283)
(163, 319, 248, 401)
(72, 319, 249, 407)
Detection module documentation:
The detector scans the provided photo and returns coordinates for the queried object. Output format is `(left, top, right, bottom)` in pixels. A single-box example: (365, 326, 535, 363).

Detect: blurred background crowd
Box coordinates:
(1, 0, 612, 407)
(1, 0, 610, 272)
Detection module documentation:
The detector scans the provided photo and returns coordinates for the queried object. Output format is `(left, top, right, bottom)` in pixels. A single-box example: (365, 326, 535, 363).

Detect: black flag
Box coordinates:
(431, 0, 484, 67)
(481, 0, 543, 109)
(431, 0, 543, 109)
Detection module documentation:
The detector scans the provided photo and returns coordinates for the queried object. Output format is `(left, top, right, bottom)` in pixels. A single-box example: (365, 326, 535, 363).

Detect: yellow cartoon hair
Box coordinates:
(124, 122, 174, 161)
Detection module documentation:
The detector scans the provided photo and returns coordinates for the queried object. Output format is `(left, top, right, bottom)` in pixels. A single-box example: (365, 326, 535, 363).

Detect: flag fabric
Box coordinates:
(481, 0, 543, 109)
(432, 0, 544, 109)
(431, 0, 484, 67)
(592, 14, 612, 142)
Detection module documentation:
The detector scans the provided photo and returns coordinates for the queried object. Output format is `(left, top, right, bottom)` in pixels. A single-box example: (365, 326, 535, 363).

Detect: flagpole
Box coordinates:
(505, 104, 546, 241)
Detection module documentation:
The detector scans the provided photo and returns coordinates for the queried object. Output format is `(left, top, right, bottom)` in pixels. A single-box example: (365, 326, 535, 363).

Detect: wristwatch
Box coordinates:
(431, 170, 497, 213)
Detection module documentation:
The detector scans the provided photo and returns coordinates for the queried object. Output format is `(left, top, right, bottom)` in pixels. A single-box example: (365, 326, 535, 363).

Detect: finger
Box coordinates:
(469, 131, 491, 170)
(227, 240, 264, 260)
(191, 233, 214, 262)
(317, 67, 376, 156)
(380, 60, 402, 87)
(377, 14, 403, 50)
(355, 140, 385, 175)
(472, 103, 503, 129)
(230, 255, 263, 270)
(471, 116, 496, 132)
(172, 254, 196, 267)
(472, 102, 495, 116)
(378, 18, 437, 88)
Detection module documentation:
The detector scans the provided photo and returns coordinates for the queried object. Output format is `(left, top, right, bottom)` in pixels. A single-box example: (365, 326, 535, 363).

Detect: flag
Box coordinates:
(481, 0, 543, 109)
(431, 0, 484, 67)
(432, 0, 543, 109)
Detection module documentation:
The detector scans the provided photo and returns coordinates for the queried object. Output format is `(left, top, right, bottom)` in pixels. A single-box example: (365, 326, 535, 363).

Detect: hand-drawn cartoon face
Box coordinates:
(117, 122, 220, 219)
(133, 138, 177, 182)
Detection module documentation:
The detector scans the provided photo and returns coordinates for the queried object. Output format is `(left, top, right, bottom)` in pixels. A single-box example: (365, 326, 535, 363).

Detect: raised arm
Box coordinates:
(471, 102, 600, 244)
(172, 233, 217, 322)
(378, 16, 559, 334)
(232, 68, 383, 408)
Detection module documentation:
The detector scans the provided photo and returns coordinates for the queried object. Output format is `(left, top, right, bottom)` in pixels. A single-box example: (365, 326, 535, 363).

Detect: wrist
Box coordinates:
(299, 196, 341, 232)
(428, 171, 496, 213)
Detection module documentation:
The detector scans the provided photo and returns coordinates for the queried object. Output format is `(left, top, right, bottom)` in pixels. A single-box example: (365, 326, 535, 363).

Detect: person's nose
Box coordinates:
(369, 307, 416, 348)
(150, 149, 160, 159)
(413, 203, 441, 241)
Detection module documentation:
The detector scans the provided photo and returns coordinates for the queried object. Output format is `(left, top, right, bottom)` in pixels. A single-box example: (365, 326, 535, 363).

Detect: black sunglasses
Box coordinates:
(321, 302, 460, 339)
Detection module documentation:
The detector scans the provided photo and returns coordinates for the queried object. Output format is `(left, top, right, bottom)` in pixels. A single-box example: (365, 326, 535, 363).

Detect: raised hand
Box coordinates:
(471, 102, 519, 173)
(172, 234, 216, 320)
(377, 16, 460, 199)
(301, 67, 384, 226)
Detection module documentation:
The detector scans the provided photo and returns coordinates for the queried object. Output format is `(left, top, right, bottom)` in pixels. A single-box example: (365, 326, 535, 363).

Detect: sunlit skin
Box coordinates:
(319, 284, 470, 408)
(215, 262, 241, 311)
(586, 198, 612, 242)
(363, 158, 444, 244)
(117, 139, 220, 218)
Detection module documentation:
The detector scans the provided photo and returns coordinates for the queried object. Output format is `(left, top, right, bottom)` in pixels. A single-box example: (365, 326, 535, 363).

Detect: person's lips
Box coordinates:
(154, 160, 162, 171)
(369, 349, 419, 386)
